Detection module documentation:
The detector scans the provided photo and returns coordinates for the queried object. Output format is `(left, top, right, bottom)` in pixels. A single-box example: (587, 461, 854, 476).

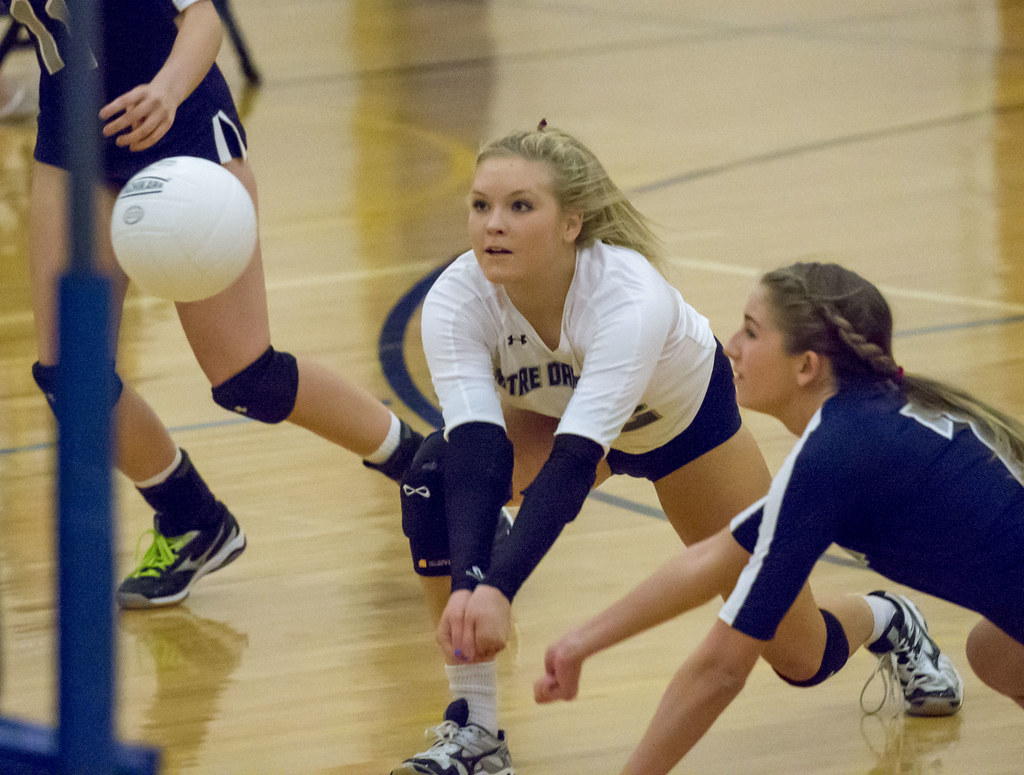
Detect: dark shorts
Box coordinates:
(606, 340, 741, 482)
(34, 67, 246, 187)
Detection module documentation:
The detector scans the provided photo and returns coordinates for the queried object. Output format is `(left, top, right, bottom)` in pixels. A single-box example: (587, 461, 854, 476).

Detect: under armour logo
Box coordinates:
(465, 566, 486, 582)
(403, 484, 431, 498)
(507, 334, 527, 345)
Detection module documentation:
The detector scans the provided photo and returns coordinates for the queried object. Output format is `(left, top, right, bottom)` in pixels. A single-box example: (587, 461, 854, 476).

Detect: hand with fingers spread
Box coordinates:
(100, 82, 178, 152)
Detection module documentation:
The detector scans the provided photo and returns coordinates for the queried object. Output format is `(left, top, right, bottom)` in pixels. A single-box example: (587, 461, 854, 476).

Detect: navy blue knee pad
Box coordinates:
(211, 346, 298, 423)
(400, 429, 451, 577)
(32, 361, 124, 415)
(776, 608, 851, 687)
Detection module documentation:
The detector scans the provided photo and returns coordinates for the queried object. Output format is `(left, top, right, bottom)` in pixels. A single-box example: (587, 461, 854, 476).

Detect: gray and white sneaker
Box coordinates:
(391, 699, 514, 775)
(862, 591, 963, 717)
(116, 504, 246, 609)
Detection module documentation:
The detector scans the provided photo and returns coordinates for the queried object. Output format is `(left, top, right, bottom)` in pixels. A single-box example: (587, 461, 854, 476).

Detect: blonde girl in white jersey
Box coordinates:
(390, 124, 960, 775)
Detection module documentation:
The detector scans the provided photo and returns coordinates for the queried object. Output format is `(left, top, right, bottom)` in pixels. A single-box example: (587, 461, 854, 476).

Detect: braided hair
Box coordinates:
(761, 262, 1024, 466)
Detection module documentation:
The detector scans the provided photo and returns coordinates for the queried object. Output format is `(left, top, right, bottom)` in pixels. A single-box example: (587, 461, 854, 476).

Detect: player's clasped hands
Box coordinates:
(437, 585, 512, 663)
(100, 82, 179, 152)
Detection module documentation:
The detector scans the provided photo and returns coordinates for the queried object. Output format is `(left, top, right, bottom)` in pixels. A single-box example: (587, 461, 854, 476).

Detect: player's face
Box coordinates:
(468, 156, 582, 289)
(725, 286, 805, 419)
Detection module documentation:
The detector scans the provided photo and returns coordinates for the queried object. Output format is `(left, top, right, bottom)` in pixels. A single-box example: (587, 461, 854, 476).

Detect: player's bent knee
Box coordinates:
(775, 609, 850, 687)
(211, 346, 298, 423)
(401, 430, 451, 577)
(32, 361, 124, 415)
(966, 620, 1024, 702)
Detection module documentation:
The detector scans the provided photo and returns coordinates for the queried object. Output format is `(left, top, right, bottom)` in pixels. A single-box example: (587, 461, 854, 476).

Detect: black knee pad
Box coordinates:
(32, 361, 124, 415)
(211, 346, 298, 423)
(776, 608, 851, 687)
(400, 429, 451, 576)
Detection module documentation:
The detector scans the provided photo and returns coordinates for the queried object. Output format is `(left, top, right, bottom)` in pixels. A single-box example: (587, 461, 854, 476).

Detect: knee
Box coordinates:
(775, 609, 850, 688)
(32, 361, 124, 416)
(211, 346, 298, 423)
(966, 621, 1024, 705)
(401, 430, 450, 577)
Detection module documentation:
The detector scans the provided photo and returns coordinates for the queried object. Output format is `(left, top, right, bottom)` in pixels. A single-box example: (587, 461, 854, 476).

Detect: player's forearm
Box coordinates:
(154, 0, 223, 106)
(445, 422, 514, 591)
(575, 531, 740, 661)
(622, 623, 760, 775)
(483, 433, 602, 600)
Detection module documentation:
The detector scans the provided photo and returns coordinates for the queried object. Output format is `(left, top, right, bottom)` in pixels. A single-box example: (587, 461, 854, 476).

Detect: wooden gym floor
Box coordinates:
(1, 1, 1024, 772)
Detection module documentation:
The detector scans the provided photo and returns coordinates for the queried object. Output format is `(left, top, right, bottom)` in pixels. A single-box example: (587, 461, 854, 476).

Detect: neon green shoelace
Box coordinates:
(127, 530, 191, 578)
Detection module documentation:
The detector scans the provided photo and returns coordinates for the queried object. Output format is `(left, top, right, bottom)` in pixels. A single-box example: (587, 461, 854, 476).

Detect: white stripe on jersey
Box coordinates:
(719, 408, 824, 629)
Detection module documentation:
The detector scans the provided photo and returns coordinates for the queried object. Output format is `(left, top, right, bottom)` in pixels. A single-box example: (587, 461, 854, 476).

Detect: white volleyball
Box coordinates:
(110, 156, 257, 302)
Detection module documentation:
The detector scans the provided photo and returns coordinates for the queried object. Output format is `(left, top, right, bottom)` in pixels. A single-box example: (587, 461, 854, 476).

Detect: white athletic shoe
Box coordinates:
(390, 699, 514, 775)
(862, 591, 963, 717)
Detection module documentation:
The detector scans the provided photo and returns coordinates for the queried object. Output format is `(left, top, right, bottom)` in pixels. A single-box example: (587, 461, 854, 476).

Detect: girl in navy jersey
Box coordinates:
(13, 0, 421, 608)
(390, 130, 960, 775)
(535, 262, 1024, 774)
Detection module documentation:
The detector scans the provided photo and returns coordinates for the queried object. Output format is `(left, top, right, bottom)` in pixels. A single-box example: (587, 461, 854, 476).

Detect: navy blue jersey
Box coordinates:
(11, 0, 245, 184)
(724, 383, 1024, 644)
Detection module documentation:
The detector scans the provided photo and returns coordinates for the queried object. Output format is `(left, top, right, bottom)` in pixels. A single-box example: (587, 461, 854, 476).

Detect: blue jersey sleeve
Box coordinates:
(722, 409, 860, 640)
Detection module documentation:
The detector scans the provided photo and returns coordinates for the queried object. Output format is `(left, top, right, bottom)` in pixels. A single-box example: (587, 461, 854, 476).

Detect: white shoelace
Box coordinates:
(861, 652, 901, 716)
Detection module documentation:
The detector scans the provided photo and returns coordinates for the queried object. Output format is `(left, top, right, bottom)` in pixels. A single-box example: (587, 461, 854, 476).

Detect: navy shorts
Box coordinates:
(34, 67, 246, 187)
(606, 340, 742, 481)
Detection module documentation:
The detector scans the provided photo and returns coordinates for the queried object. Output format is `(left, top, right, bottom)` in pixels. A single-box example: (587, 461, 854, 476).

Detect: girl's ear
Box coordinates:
(795, 350, 828, 387)
(563, 208, 583, 243)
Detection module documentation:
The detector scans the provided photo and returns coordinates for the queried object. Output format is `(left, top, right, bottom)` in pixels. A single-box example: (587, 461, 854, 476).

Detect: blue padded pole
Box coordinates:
(56, 278, 115, 773)
(56, 0, 117, 771)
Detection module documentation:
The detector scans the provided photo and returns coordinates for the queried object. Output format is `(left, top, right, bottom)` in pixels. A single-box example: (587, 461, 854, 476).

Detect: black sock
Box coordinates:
(363, 420, 425, 482)
(137, 449, 222, 535)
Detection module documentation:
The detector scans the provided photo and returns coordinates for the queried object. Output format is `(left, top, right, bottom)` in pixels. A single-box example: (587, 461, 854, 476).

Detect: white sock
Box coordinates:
(363, 413, 401, 464)
(133, 446, 182, 488)
(445, 661, 499, 736)
(865, 594, 898, 645)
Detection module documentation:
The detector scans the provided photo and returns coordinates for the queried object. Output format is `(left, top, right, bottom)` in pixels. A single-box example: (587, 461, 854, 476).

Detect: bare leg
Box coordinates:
(28, 162, 179, 481)
(173, 158, 394, 456)
(966, 619, 1024, 709)
(420, 576, 451, 631)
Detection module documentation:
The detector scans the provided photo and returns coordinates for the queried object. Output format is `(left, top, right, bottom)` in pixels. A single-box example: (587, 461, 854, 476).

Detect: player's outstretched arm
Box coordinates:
(534, 526, 748, 703)
(622, 621, 763, 775)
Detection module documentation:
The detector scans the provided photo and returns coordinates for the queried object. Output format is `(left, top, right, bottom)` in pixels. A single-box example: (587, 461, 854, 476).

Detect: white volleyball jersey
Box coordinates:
(421, 241, 717, 455)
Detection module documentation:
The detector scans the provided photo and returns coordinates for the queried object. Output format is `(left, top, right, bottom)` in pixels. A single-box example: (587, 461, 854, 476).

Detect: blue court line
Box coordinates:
(895, 314, 1024, 338)
(377, 262, 449, 430)
(631, 107, 1008, 195)
(0, 416, 252, 457)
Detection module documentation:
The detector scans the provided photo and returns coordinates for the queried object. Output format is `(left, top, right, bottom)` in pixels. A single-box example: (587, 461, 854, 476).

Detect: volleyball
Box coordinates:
(110, 156, 257, 302)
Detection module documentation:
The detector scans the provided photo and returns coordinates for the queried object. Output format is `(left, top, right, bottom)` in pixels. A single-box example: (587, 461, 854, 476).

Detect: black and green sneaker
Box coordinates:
(117, 504, 246, 609)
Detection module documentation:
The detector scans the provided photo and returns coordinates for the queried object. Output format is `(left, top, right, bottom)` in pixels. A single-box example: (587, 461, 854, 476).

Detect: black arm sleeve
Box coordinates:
(482, 433, 604, 602)
(445, 422, 514, 592)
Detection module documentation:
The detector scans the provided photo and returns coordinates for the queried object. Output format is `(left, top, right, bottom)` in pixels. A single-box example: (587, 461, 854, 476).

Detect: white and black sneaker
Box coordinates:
(116, 504, 246, 609)
(862, 591, 963, 717)
(391, 699, 514, 775)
